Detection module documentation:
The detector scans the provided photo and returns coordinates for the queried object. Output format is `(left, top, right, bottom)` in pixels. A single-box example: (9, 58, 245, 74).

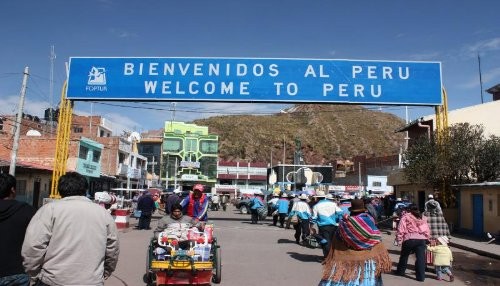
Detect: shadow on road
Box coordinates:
(277, 238, 296, 244)
(287, 251, 323, 263)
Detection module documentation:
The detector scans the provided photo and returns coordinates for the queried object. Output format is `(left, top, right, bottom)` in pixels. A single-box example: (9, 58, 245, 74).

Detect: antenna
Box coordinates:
(49, 45, 56, 134)
(478, 53, 484, 104)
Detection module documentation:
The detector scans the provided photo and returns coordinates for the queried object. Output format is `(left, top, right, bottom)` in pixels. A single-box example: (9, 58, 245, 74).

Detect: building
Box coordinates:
(0, 112, 148, 204)
(138, 129, 163, 187)
(268, 164, 335, 193)
(452, 182, 500, 237)
(388, 83, 500, 235)
(162, 121, 218, 191)
(216, 161, 268, 196)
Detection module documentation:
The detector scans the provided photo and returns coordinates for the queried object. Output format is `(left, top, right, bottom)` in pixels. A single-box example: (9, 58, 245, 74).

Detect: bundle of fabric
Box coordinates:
(319, 201, 391, 286)
(338, 213, 382, 250)
(320, 238, 392, 285)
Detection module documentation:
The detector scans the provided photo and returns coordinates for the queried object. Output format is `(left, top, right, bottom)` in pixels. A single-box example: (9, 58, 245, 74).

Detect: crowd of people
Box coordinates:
(242, 190, 454, 285)
(1, 171, 455, 285)
(1, 172, 119, 286)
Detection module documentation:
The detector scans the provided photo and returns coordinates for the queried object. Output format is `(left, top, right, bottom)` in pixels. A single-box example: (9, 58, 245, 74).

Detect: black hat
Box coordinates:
(349, 199, 367, 213)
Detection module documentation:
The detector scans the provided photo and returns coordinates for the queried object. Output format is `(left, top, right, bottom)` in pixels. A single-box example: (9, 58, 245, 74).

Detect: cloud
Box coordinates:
(458, 67, 500, 89)
(407, 51, 441, 61)
(108, 28, 137, 39)
(0, 95, 49, 118)
(461, 37, 500, 58)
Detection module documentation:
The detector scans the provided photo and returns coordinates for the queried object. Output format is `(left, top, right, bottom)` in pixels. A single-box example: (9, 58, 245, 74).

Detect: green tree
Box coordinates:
(403, 123, 500, 207)
(473, 135, 500, 182)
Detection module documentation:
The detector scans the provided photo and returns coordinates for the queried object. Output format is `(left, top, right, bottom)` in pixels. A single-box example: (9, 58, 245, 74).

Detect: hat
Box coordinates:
(326, 194, 334, 200)
(348, 199, 367, 213)
(315, 190, 326, 197)
(437, 236, 449, 245)
(281, 193, 288, 198)
(173, 188, 181, 194)
(428, 194, 434, 199)
(193, 184, 204, 192)
(299, 194, 308, 200)
(396, 197, 402, 202)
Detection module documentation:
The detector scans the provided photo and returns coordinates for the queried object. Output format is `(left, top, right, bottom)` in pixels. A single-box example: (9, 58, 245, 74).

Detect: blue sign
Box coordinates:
(67, 57, 442, 106)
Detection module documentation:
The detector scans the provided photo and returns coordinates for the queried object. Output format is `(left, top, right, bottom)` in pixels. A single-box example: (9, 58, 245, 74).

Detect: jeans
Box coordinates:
(293, 219, 310, 243)
(138, 211, 152, 229)
(318, 225, 337, 257)
(396, 239, 427, 281)
(435, 265, 452, 279)
(250, 208, 259, 223)
(0, 274, 30, 286)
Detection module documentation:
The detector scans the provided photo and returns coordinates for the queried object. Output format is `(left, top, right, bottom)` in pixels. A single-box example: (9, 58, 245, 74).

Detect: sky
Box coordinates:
(1, 0, 499, 135)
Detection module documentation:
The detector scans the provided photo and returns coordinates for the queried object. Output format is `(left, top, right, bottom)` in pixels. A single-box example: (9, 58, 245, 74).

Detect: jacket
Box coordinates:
(137, 194, 156, 214)
(181, 193, 208, 221)
(0, 200, 35, 277)
(22, 196, 120, 286)
(275, 198, 289, 214)
(311, 199, 342, 227)
(289, 200, 311, 220)
(249, 197, 264, 210)
(396, 212, 430, 244)
(427, 244, 453, 266)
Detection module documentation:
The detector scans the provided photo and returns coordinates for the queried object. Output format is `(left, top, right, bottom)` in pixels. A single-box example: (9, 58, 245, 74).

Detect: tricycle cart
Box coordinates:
(144, 224, 221, 285)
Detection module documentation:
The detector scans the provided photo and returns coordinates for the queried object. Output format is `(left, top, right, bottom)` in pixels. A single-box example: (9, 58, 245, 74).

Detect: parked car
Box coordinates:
(234, 197, 252, 214)
(234, 195, 273, 215)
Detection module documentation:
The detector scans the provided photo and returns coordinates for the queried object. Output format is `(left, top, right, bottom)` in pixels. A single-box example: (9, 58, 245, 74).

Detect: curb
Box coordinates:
(449, 242, 500, 261)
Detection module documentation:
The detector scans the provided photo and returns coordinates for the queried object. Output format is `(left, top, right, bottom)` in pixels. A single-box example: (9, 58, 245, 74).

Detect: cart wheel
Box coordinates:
(212, 245, 222, 283)
(143, 271, 156, 286)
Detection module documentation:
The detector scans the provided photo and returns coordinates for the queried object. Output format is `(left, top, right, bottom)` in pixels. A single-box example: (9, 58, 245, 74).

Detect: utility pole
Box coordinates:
(282, 136, 286, 191)
(358, 161, 363, 197)
(49, 45, 56, 134)
(9, 67, 29, 176)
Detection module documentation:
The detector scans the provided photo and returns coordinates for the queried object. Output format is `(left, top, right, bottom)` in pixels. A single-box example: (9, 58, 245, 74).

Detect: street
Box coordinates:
(105, 206, 500, 286)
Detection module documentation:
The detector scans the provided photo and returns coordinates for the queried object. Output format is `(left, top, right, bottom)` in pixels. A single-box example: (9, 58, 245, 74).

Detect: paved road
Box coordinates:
(106, 206, 499, 286)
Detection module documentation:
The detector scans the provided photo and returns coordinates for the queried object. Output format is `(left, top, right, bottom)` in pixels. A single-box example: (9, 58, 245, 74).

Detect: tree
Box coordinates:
(472, 135, 500, 182)
(403, 123, 500, 207)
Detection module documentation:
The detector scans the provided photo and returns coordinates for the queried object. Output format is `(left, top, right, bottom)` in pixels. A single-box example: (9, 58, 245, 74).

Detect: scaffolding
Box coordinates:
(50, 81, 73, 198)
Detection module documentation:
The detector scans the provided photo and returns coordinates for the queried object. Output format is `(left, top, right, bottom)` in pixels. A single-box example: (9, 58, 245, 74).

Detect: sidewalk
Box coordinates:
(449, 233, 500, 260)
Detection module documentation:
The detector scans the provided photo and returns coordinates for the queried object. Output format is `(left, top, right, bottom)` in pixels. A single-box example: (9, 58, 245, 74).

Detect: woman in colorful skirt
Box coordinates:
(319, 199, 392, 286)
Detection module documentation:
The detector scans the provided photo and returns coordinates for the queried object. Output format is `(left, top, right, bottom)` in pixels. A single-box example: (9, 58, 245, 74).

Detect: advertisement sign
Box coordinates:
(67, 57, 442, 106)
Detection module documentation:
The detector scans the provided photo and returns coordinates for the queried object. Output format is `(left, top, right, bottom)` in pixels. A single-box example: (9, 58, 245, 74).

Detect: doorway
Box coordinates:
(472, 194, 484, 237)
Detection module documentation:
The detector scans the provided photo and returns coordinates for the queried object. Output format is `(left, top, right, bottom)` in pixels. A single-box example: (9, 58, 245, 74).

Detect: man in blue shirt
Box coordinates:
(248, 193, 265, 224)
(311, 194, 343, 257)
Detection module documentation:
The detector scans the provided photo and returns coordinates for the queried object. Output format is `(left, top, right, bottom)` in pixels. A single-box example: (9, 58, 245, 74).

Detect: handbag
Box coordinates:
(133, 209, 142, 218)
(257, 207, 268, 220)
(289, 214, 299, 225)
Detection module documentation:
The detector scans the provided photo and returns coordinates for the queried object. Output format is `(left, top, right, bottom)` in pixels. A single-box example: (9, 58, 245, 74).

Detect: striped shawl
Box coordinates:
(338, 213, 381, 250)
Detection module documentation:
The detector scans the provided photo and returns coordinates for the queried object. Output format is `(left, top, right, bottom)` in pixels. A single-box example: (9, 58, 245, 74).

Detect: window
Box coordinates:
(200, 140, 218, 154)
(73, 127, 83, 133)
(498, 195, 500, 216)
(372, 181, 382, 187)
(118, 152, 126, 164)
(186, 138, 197, 152)
(92, 150, 101, 163)
(79, 145, 89, 160)
(16, 180, 27, 196)
(164, 138, 182, 152)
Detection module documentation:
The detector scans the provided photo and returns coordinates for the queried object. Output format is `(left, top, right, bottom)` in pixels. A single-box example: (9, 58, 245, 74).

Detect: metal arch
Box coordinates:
(50, 81, 73, 198)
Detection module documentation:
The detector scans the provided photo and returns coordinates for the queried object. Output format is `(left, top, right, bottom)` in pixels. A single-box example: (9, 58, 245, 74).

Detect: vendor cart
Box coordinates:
(144, 224, 221, 285)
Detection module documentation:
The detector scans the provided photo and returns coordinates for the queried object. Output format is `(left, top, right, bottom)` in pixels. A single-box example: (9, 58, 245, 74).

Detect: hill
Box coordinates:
(193, 104, 405, 164)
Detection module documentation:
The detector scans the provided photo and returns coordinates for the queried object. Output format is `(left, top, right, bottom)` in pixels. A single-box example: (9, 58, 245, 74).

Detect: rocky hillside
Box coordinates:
(194, 104, 405, 164)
